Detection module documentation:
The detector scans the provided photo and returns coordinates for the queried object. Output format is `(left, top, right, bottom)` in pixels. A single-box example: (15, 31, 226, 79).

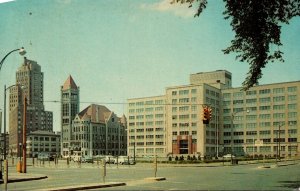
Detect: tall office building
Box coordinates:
(61, 75, 79, 158)
(9, 57, 53, 156)
(127, 70, 300, 158)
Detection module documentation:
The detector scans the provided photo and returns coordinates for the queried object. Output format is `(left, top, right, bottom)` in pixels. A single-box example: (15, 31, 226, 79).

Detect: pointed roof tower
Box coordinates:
(62, 75, 78, 90)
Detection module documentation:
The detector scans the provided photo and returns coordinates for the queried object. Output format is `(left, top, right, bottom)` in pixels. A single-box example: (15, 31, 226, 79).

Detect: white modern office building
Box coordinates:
(127, 70, 300, 158)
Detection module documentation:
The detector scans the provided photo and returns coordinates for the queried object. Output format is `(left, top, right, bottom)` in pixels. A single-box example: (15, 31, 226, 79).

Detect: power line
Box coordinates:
(44, 100, 208, 106)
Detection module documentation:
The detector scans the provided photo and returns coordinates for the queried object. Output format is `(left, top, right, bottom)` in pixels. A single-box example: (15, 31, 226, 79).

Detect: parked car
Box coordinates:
(114, 156, 135, 165)
(222, 154, 235, 159)
(38, 152, 53, 161)
(104, 155, 116, 164)
(82, 156, 93, 163)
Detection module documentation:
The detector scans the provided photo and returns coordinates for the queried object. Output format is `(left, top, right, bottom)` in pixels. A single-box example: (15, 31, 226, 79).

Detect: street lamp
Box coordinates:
(0, 47, 26, 161)
(0, 47, 26, 71)
(230, 109, 250, 164)
(276, 123, 285, 162)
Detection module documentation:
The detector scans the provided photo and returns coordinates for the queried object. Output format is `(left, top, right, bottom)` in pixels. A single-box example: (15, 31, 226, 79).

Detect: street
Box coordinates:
(1, 159, 300, 190)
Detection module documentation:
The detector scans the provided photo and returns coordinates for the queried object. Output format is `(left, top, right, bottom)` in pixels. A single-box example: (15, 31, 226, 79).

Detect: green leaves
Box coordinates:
(174, 0, 300, 90)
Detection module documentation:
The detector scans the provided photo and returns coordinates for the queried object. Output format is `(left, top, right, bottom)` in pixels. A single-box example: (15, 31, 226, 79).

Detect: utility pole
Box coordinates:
(22, 97, 27, 173)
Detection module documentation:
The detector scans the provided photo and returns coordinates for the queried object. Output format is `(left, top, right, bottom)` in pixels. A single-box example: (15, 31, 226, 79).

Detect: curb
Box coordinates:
(0, 175, 48, 184)
(144, 177, 166, 181)
(42, 182, 126, 191)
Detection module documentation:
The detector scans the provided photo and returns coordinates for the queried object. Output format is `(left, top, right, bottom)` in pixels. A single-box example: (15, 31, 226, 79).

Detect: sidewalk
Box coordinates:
(0, 173, 48, 184)
(1, 172, 165, 191)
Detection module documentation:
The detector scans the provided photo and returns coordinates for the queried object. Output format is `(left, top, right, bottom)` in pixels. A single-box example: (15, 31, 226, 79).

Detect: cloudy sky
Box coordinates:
(1, 0, 300, 131)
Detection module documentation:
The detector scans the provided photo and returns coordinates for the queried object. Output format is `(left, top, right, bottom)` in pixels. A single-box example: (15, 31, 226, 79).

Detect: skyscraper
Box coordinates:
(9, 57, 53, 156)
(61, 75, 79, 158)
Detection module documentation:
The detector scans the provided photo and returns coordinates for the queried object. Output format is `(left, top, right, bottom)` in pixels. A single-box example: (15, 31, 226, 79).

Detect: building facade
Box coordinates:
(61, 75, 80, 158)
(127, 96, 167, 157)
(127, 70, 300, 158)
(70, 104, 127, 158)
(26, 130, 61, 158)
(222, 81, 300, 158)
(9, 57, 53, 157)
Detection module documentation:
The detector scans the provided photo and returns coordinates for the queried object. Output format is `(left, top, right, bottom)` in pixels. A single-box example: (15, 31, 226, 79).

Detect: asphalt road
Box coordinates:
(1, 159, 300, 190)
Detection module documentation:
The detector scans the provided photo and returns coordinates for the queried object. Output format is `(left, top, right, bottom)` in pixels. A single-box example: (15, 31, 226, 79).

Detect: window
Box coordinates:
(233, 100, 243, 104)
(273, 113, 285, 119)
(259, 106, 270, 111)
(288, 104, 297, 110)
(179, 90, 189, 95)
(145, 108, 154, 112)
(246, 90, 257, 95)
(246, 123, 257, 128)
(233, 92, 243, 98)
(259, 114, 271, 119)
(246, 115, 257, 120)
(223, 101, 230, 106)
(273, 105, 285, 110)
(287, 86, 297, 92)
(273, 88, 284, 93)
(179, 106, 189, 112)
(260, 122, 271, 127)
(259, 89, 270, 94)
(273, 96, 285, 102)
(223, 93, 231, 99)
(288, 112, 297, 118)
(179, 98, 189, 103)
(172, 91, 177, 95)
(259, 130, 270, 135)
(259, 97, 271, 103)
(246, 98, 257, 104)
(288, 95, 297, 101)
(246, 131, 257, 135)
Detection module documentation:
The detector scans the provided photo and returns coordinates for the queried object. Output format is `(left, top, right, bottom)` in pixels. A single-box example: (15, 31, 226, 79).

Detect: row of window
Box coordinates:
(128, 100, 164, 107)
(223, 86, 297, 98)
(223, 113, 297, 122)
(223, 138, 298, 144)
(223, 95, 297, 105)
(224, 121, 297, 128)
(129, 107, 164, 113)
(224, 129, 297, 136)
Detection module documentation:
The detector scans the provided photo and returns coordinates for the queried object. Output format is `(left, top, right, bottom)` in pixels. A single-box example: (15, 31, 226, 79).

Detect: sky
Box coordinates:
(1, 0, 300, 132)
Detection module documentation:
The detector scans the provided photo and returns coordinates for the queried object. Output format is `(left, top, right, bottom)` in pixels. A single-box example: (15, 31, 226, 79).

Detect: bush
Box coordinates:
(168, 156, 172, 161)
(180, 155, 184, 161)
(175, 156, 179, 161)
(187, 155, 191, 160)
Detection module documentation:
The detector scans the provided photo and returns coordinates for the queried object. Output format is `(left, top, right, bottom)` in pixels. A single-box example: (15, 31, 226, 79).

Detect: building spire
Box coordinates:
(62, 75, 78, 90)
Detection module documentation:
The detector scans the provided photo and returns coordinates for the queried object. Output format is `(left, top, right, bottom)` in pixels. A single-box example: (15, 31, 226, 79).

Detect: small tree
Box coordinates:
(180, 155, 184, 161)
(187, 155, 191, 160)
(168, 156, 172, 161)
(175, 156, 179, 161)
(192, 155, 196, 161)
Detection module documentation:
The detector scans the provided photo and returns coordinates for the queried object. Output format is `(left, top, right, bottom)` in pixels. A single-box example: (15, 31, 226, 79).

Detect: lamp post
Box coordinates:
(230, 109, 250, 164)
(0, 47, 26, 160)
(277, 123, 284, 162)
(0, 47, 26, 71)
(22, 96, 27, 173)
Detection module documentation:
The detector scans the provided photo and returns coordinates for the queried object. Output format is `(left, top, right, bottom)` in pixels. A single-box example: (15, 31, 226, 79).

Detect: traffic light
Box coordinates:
(202, 106, 212, 124)
(202, 106, 209, 124)
(208, 107, 212, 121)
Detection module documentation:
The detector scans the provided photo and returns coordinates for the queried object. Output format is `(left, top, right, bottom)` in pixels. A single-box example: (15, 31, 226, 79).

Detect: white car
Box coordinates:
(104, 155, 116, 164)
(222, 154, 235, 158)
(115, 156, 135, 165)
